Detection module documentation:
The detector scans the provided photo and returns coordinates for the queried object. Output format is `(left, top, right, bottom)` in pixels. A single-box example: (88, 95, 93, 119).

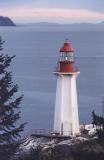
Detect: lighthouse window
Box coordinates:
(60, 53, 65, 61)
(69, 55, 74, 62)
(60, 53, 62, 61)
(68, 53, 74, 62)
(64, 53, 68, 61)
(60, 53, 74, 62)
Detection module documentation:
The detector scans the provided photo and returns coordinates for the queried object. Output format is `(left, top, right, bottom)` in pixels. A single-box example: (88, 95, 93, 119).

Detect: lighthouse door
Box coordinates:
(61, 123, 63, 135)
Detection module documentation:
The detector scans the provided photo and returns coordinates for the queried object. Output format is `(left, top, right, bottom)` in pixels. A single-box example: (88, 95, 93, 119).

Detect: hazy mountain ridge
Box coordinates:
(0, 16, 16, 26)
(17, 21, 104, 31)
(19, 21, 104, 27)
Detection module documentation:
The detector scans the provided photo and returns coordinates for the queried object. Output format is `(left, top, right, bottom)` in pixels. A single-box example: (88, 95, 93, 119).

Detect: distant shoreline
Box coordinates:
(0, 24, 104, 32)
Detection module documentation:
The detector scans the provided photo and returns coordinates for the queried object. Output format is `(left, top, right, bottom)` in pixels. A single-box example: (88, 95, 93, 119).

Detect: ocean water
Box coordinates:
(0, 26, 104, 135)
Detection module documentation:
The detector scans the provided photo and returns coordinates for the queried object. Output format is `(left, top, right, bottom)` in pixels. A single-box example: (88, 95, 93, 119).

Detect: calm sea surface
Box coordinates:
(0, 26, 104, 135)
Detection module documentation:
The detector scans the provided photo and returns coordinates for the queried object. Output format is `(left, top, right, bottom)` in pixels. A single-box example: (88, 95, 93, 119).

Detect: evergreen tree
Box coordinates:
(0, 36, 26, 144)
(92, 110, 104, 141)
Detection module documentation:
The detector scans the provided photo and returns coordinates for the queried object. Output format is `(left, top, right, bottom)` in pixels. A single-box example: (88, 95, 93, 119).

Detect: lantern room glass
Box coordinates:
(60, 52, 74, 62)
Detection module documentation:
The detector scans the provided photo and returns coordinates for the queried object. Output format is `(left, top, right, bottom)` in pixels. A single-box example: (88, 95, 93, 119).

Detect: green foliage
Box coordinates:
(0, 142, 19, 160)
(0, 36, 26, 144)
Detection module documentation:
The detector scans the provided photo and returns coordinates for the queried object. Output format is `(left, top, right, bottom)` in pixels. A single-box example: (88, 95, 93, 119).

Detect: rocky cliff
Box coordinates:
(9, 134, 104, 160)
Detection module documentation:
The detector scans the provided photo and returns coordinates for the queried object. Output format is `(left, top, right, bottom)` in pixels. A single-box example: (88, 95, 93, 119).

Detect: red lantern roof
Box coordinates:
(60, 40, 74, 53)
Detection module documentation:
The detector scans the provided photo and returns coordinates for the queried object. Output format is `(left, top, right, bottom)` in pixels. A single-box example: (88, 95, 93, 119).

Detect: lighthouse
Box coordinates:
(54, 39, 80, 136)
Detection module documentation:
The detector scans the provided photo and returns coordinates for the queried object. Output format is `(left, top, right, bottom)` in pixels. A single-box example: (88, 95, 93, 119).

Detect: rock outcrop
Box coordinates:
(0, 133, 103, 160)
(9, 133, 104, 160)
(0, 16, 16, 26)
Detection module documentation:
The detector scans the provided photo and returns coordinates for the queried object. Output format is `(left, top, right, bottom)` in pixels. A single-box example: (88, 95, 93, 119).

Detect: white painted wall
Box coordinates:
(102, 96, 104, 118)
(54, 72, 80, 136)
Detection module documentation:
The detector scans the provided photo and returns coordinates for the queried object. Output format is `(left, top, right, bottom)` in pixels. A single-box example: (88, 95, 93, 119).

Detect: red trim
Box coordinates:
(59, 62, 75, 72)
(60, 42, 74, 53)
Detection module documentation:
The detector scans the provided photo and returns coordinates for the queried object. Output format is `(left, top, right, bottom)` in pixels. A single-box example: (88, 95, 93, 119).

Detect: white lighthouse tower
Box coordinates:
(54, 39, 80, 136)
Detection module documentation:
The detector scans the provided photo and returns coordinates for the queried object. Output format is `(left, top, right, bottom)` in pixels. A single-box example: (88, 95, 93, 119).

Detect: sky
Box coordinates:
(0, 0, 104, 23)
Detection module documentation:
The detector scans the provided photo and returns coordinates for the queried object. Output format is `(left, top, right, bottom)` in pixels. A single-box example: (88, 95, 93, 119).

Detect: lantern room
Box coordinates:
(58, 39, 76, 73)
